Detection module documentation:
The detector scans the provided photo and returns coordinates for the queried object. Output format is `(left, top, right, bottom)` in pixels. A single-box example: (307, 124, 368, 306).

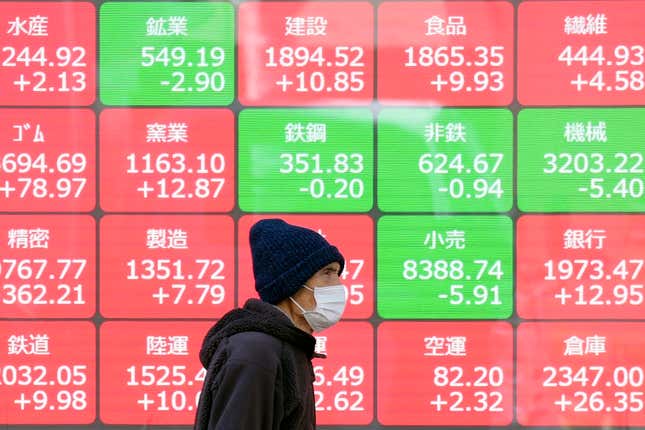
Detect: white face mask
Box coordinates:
(290, 284, 347, 332)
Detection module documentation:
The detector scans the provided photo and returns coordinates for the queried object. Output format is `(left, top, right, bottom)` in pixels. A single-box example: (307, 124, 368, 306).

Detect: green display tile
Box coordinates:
(518, 108, 645, 212)
(377, 215, 513, 319)
(100, 2, 234, 105)
(239, 109, 373, 212)
(378, 108, 513, 213)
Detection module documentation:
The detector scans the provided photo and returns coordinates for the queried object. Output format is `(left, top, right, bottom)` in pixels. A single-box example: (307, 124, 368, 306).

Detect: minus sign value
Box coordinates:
(438, 294, 448, 299)
(160, 81, 170, 86)
(299, 187, 308, 192)
(578, 187, 589, 192)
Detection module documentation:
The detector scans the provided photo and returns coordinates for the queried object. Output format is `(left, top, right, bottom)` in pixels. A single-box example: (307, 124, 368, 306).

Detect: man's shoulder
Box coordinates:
(226, 331, 284, 365)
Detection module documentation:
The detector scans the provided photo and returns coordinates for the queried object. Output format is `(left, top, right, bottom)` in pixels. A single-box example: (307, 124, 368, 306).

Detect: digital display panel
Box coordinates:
(0, 321, 96, 424)
(1, 0, 644, 429)
(99, 2, 234, 105)
(518, 1, 645, 105)
(0, 2, 95, 105)
(378, 1, 514, 105)
(0, 109, 95, 212)
(100, 215, 234, 318)
(517, 322, 645, 426)
(378, 322, 513, 425)
(100, 108, 235, 212)
(0, 215, 95, 318)
(238, 2, 374, 105)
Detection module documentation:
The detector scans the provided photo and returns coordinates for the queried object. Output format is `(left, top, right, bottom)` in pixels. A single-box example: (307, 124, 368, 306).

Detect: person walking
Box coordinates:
(194, 218, 347, 430)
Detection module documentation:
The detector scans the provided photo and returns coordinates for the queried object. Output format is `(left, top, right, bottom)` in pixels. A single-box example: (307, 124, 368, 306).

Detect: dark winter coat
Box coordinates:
(193, 298, 318, 430)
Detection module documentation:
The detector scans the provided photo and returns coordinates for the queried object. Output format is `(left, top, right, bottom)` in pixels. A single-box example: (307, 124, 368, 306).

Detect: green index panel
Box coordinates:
(238, 109, 373, 212)
(378, 108, 513, 213)
(377, 216, 513, 319)
(519, 109, 645, 212)
(100, 2, 234, 105)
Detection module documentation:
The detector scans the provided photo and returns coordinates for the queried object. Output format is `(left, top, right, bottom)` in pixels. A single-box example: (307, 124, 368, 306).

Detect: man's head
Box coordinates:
(249, 218, 345, 305)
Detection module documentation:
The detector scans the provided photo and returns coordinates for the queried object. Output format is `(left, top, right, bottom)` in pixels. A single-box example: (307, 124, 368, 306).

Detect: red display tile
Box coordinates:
(378, 321, 513, 426)
(312, 322, 374, 425)
(519, 1, 645, 105)
(238, 214, 374, 319)
(100, 321, 212, 425)
(0, 321, 96, 424)
(100, 108, 234, 212)
(100, 215, 234, 318)
(378, 1, 513, 106)
(517, 322, 645, 426)
(238, 2, 374, 106)
(0, 109, 95, 211)
(0, 215, 95, 318)
(518, 215, 645, 319)
(0, 2, 95, 105)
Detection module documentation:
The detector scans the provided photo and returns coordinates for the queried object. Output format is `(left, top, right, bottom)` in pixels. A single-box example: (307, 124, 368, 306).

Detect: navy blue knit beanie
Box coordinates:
(250, 219, 345, 304)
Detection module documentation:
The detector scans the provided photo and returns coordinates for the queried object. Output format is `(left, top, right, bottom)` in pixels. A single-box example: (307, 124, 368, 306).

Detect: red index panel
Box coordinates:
(100, 215, 234, 318)
(0, 109, 95, 211)
(0, 2, 95, 105)
(238, 2, 374, 106)
(312, 322, 374, 425)
(518, 215, 645, 319)
(100, 109, 234, 212)
(0, 321, 95, 424)
(0, 215, 95, 318)
(100, 321, 212, 425)
(518, 322, 645, 426)
(238, 215, 374, 319)
(519, 1, 645, 105)
(378, 322, 513, 426)
(378, 2, 513, 106)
